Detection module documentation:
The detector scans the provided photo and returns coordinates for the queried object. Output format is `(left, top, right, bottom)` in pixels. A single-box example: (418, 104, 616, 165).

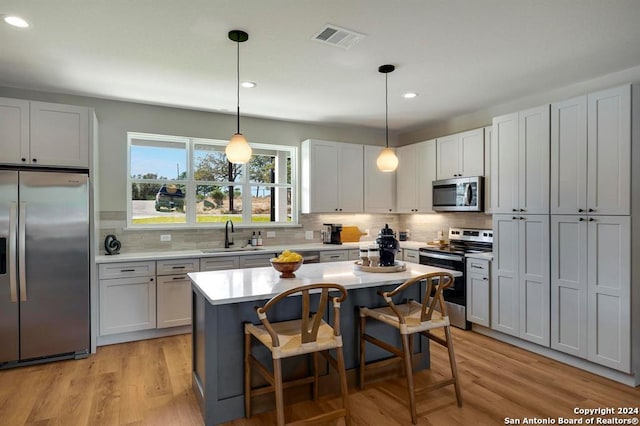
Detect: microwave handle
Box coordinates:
(464, 183, 472, 206)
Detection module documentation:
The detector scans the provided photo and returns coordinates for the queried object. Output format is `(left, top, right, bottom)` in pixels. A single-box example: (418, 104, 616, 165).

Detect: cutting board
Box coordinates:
(340, 226, 367, 243)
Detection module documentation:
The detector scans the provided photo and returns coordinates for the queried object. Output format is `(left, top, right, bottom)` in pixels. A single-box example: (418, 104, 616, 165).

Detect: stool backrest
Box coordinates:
(256, 283, 348, 347)
(380, 272, 454, 324)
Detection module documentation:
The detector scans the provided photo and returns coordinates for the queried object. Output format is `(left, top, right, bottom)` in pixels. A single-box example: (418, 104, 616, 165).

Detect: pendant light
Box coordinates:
(376, 64, 399, 172)
(226, 30, 252, 164)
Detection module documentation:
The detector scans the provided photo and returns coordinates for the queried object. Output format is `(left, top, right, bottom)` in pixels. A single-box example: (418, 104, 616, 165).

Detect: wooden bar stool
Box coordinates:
(359, 272, 462, 424)
(244, 283, 350, 426)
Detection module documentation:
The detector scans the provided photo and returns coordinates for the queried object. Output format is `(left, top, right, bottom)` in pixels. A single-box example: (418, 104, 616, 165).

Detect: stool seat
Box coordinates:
(245, 318, 343, 359)
(360, 300, 450, 334)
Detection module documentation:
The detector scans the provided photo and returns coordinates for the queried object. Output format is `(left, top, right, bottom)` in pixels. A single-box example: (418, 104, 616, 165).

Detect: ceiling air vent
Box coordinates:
(312, 24, 366, 50)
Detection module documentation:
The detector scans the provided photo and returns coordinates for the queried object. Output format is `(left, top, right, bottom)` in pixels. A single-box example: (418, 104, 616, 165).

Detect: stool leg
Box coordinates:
(359, 313, 366, 389)
(336, 347, 351, 425)
(273, 357, 285, 426)
(244, 332, 251, 418)
(401, 333, 417, 425)
(313, 351, 319, 400)
(444, 325, 463, 407)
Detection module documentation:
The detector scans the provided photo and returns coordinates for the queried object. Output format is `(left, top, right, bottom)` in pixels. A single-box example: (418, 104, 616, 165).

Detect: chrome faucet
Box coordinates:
(224, 220, 234, 248)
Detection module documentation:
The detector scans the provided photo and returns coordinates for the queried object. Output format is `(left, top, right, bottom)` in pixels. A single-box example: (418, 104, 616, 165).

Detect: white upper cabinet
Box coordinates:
(491, 105, 550, 214)
(436, 128, 484, 179)
(0, 98, 29, 165)
(483, 126, 492, 213)
(300, 139, 363, 213)
(550, 96, 588, 215)
(0, 98, 90, 168)
(396, 139, 436, 213)
(551, 85, 630, 215)
(364, 145, 396, 213)
(586, 86, 631, 215)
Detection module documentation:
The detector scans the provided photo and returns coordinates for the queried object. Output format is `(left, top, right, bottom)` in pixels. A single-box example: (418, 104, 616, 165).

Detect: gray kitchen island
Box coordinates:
(188, 260, 461, 425)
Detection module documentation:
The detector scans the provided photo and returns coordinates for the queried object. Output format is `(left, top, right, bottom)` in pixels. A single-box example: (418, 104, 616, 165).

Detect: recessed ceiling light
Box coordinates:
(403, 92, 418, 99)
(241, 81, 256, 88)
(3, 15, 29, 28)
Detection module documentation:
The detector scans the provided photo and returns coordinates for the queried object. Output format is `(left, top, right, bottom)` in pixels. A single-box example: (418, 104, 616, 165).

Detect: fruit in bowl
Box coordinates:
(270, 250, 304, 278)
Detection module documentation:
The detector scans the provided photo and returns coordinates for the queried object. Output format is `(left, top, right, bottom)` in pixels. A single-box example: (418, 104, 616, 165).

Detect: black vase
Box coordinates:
(376, 224, 399, 266)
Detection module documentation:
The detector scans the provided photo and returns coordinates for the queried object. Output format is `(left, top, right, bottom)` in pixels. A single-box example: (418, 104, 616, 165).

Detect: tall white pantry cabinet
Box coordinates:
(491, 84, 638, 382)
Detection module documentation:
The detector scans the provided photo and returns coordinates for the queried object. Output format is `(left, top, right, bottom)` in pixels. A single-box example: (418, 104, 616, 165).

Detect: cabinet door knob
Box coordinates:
(483, 277, 488, 281)
(589, 218, 595, 222)
(578, 209, 584, 213)
(579, 218, 585, 221)
(520, 209, 525, 212)
(520, 216, 525, 220)
(512, 208, 517, 212)
(21, 158, 26, 162)
(588, 208, 595, 212)
(512, 216, 517, 220)
(32, 158, 37, 162)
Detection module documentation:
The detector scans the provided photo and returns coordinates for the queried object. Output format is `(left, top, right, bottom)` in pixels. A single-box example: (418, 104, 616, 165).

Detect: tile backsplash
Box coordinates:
(98, 211, 492, 254)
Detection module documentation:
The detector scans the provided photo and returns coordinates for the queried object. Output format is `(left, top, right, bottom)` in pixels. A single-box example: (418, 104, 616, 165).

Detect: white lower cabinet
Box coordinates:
(239, 253, 278, 268)
(156, 258, 199, 329)
(492, 214, 549, 346)
(320, 250, 349, 263)
(551, 215, 631, 372)
(467, 258, 490, 327)
(99, 261, 157, 336)
(403, 249, 419, 263)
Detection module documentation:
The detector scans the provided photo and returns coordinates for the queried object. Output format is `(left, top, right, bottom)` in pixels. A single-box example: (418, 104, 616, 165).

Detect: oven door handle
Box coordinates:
(419, 252, 464, 262)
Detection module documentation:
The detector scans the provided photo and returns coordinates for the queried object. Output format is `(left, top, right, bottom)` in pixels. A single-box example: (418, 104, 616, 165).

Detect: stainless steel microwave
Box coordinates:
(432, 176, 484, 212)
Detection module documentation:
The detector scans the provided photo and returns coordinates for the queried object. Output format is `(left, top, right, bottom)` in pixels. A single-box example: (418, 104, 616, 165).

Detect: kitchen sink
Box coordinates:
(201, 247, 265, 253)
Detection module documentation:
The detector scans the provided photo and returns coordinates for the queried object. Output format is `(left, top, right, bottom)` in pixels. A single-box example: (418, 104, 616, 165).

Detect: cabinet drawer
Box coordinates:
(157, 258, 199, 275)
(320, 250, 348, 262)
(348, 249, 360, 261)
(239, 253, 277, 269)
(99, 261, 156, 279)
(200, 256, 240, 271)
(466, 258, 489, 275)
(404, 249, 419, 263)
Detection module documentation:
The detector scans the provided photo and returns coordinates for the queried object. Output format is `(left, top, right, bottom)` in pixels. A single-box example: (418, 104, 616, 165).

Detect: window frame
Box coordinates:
(126, 132, 298, 229)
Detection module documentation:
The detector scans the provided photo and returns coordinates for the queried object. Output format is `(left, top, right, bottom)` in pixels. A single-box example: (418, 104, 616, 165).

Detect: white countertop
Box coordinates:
(95, 241, 430, 263)
(188, 260, 461, 306)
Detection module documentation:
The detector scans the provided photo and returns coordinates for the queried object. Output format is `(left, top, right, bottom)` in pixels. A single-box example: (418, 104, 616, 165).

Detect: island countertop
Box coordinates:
(188, 260, 461, 306)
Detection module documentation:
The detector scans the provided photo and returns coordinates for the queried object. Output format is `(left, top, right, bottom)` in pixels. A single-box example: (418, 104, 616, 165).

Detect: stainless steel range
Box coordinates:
(419, 227, 493, 329)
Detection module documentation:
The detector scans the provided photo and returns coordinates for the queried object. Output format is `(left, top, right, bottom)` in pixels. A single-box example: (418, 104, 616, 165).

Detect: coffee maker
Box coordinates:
(322, 223, 343, 245)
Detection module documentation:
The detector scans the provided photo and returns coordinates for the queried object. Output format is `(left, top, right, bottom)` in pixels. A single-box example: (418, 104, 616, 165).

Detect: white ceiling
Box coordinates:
(1, 0, 640, 133)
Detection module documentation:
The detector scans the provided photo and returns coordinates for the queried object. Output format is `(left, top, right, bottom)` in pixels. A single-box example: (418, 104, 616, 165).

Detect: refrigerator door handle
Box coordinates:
(9, 202, 18, 303)
(19, 201, 27, 302)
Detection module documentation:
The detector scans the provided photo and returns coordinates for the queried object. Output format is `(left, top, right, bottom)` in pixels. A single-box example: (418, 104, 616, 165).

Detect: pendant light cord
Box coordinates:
(385, 72, 389, 149)
(236, 39, 240, 134)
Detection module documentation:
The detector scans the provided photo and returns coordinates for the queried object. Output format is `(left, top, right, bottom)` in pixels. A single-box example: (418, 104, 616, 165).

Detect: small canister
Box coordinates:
(368, 245, 380, 267)
(359, 246, 370, 266)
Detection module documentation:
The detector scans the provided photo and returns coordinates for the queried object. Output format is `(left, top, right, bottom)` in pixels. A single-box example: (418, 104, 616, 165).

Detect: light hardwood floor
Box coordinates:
(0, 329, 638, 425)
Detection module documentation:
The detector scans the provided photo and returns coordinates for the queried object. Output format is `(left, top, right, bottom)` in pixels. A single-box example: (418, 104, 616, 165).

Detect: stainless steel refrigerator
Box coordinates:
(0, 169, 89, 365)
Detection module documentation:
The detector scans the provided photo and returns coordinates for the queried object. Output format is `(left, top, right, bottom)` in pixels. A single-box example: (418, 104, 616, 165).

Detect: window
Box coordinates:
(128, 132, 297, 228)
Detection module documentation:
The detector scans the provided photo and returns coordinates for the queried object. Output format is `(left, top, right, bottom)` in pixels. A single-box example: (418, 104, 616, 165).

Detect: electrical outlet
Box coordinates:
(160, 234, 171, 242)
(266, 231, 276, 238)
(305, 230, 314, 240)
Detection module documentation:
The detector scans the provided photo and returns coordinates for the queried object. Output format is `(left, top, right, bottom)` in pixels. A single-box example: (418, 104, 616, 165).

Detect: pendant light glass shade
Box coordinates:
(376, 64, 398, 172)
(226, 133, 252, 163)
(227, 30, 252, 164)
(377, 147, 399, 172)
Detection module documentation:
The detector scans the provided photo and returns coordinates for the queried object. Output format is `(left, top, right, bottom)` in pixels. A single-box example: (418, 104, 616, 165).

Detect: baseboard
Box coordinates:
(96, 325, 192, 346)
(471, 325, 638, 387)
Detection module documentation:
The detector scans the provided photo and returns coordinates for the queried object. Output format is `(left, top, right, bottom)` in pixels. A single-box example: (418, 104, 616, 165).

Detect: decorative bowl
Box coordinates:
(270, 259, 303, 278)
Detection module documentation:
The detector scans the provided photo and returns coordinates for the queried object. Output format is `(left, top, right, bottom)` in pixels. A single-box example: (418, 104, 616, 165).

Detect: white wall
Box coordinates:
(399, 64, 640, 144)
(0, 86, 389, 210)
